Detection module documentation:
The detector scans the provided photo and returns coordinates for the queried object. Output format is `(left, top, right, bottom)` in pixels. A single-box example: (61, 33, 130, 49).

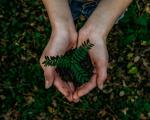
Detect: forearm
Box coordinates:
(42, 0, 74, 30)
(87, 0, 133, 38)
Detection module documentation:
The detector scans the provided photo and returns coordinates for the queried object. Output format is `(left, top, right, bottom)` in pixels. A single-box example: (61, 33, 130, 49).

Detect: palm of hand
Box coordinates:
(72, 28, 108, 101)
(40, 24, 108, 102)
(40, 30, 78, 102)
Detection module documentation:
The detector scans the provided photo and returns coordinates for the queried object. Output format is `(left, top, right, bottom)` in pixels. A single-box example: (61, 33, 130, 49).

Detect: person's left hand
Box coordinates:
(73, 20, 109, 101)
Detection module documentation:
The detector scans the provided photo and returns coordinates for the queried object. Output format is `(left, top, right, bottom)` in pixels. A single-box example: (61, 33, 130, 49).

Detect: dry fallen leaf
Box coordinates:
(121, 107, 128, 115)
(24, 95, 35, 105)
(48, 106, 55, 113)
(0, 95, 6, 100)
(145, 3, 150, 14)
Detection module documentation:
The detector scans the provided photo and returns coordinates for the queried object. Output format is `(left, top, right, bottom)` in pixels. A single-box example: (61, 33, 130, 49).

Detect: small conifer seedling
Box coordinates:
(42, 40, 94, 85)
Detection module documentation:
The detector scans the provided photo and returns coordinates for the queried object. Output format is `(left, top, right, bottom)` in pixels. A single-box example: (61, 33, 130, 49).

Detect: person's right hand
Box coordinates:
(40, 0, 78, 102)
(40, 24, 77, 102)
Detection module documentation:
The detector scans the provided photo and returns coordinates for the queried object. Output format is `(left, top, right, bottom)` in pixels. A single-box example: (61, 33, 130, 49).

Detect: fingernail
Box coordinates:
(45, 80, 50, 89)
(98, 84, 103, 90)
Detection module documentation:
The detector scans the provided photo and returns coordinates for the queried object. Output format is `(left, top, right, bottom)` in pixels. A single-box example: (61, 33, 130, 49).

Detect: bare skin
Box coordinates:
(72, 0, 133, 101)
(40, 0, 77, 101)
(40, 0, 133, 102)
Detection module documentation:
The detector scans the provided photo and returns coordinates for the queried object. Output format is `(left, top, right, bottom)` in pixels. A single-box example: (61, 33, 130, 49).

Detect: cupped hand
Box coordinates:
(40, 26, 77, 102)
(73, 22, 109, 101)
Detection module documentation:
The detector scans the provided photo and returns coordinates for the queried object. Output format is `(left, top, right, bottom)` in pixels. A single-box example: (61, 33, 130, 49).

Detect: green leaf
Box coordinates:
(135, 14, 149, 26)
(128, 66, 138, 74)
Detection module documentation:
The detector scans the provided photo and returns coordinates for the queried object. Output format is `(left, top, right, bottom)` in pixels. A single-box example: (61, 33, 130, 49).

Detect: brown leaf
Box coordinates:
(145, 3, 150, 14)
(48, 106, 55, 113)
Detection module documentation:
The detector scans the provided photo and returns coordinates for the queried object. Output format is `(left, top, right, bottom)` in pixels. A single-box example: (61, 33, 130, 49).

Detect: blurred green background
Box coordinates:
(0, 0, 150, 119)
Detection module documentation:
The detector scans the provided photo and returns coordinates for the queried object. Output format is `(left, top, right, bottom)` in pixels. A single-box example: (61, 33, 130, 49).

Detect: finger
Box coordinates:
(96, 67, 107, 90)
(40, 55, 47, 70)
(54, 76, 73, 102)
(44, 67, 55, 89)
(39, 48, 55, 89)
(67, 81, 77, 102)
(67, 81, 75, 92)
(73, 74, 97, 100)
(67, 81, 80, 103)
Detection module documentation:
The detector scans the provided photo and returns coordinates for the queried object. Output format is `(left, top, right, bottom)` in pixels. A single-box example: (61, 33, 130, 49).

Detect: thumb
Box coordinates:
(40, 56, 55, 89)
(96, 67, 107, 90)
(44, 67, 55, 89)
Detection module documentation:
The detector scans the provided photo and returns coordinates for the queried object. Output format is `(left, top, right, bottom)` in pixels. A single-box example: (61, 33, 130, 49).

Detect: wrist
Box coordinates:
(50, 21, 77, 44)
(83, 20, 108, 41)
(42, 0, 75, 32)
(51, 18, 75, 32)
